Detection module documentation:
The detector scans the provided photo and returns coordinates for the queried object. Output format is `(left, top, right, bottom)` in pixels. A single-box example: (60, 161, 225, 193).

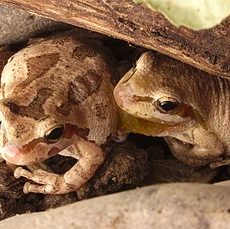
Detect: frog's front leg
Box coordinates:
(14, 138, 105, 194)
(165, 127, 226, 167)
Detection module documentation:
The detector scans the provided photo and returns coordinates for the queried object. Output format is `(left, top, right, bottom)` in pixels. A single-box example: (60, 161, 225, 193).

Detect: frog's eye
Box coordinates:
(155, 97, 180, 113)
(44, 125, 64, 143)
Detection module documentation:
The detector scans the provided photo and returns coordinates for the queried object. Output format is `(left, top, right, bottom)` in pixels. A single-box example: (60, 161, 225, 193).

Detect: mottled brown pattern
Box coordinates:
(94, 103, 107, 119)
(56, 83, 80, 116)
(72, 46, 97, 61)
(22, 137, 45, 152)
(74, 126, 90, 139)
(57, 70, 102, 116)
(13, 53, 60, 94)
(5, 88, 52, 120)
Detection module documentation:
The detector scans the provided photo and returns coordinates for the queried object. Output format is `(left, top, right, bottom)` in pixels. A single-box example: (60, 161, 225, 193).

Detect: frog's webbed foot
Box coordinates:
(14, 167, 75, 194)
(14, 139, 105, 194)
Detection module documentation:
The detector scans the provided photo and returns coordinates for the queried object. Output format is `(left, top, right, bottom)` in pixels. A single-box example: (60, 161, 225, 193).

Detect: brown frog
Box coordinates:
(114, 51, 230, 167)
(0, 31, 118, 194)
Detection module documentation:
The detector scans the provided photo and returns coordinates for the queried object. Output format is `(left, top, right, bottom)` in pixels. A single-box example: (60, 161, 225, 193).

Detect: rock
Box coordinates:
(1, 183, 230, 228)
(0, 4, 71, 45)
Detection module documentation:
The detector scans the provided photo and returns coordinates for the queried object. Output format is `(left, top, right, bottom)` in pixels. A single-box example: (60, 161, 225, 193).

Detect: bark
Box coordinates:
(1, 0, 230, 79)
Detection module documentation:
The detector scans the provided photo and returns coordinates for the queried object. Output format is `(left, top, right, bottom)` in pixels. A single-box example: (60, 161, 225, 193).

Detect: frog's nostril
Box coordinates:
(0, 143, 21, 158)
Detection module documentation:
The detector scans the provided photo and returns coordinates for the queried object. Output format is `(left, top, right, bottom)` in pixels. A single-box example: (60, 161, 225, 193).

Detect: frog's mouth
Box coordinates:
(117, 109, 192, 137)
(0, 142, 61, 165)
(0, 135, 76, 165)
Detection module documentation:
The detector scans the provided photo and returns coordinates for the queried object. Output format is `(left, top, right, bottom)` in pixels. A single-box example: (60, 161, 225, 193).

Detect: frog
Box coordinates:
(0, 31, 118, 194)
(114, 51, 230, 167)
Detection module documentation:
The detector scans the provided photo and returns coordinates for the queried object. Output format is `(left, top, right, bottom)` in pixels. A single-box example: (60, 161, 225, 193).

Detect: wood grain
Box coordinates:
(2, 0, 230, 78)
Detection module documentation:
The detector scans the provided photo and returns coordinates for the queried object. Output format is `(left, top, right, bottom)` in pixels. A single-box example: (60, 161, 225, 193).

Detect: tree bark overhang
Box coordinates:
(2, 0, 230, 79)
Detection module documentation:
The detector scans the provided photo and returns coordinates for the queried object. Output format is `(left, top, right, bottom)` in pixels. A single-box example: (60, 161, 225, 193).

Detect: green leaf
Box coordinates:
(134, 0, 230, 30)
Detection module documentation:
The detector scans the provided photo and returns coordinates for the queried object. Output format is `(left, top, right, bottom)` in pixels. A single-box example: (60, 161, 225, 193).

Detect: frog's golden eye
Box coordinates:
(44, 125, 64, 143)
(155, 97, 180, 113)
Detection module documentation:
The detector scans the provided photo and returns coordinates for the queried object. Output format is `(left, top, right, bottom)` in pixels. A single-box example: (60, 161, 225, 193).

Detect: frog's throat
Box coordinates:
(118, 111, 175, 136)
(117, 108, 205, 137)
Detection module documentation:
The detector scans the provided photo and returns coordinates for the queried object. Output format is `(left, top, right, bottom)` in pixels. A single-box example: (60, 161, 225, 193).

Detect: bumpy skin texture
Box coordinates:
(0, 31, 118, 194)
(114, 51, 230, 167)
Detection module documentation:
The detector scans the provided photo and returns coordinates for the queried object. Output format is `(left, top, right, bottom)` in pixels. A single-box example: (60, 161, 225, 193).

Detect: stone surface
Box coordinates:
(1, 183, 230, 228)
(0, 3, 70, 45)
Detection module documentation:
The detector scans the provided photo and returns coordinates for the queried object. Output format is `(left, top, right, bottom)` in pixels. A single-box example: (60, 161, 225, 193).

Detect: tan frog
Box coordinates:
(114, 51, 229, 167)
(0, 31, 118, 194)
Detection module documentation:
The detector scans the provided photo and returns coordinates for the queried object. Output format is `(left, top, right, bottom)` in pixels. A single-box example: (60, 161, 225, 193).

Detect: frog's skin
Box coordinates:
(0, 32, 117, 194)
(114, 51, 230, 167)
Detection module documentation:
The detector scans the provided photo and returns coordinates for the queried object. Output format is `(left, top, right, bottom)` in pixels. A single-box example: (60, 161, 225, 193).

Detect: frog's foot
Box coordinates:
(165, 137, 219, 167)
(14, 167, 76, 194)
(14, 139, 106, 194)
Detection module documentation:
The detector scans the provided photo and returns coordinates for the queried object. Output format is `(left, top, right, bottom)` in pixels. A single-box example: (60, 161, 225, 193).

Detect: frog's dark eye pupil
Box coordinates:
(156, 98, 179, 113)
(45, 126, 64, 143)
(159, 101, 177, 111)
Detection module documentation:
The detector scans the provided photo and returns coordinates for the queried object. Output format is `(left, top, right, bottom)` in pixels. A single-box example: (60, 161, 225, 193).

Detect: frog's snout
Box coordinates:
(0, 143, 24, 165)
(0, 142, 45, 165)
(0, 143, 21, 158)
(114, 83, 133, 111)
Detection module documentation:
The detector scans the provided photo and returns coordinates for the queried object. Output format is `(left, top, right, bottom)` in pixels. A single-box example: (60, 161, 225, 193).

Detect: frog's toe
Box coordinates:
(23, 182, 57, 194)
(14, 167, 32, 179)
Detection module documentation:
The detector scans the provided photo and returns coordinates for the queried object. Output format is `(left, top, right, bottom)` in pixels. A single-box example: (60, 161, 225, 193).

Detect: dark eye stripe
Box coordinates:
(132, 95, 153, 103)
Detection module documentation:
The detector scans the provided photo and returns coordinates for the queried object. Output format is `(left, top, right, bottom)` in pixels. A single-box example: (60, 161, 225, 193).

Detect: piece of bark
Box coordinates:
(2, 183, 230, 229)
(2, 0, 230, 79)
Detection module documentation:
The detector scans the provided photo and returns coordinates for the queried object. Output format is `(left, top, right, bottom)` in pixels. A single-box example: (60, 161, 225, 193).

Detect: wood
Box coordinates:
(2, 0, 230, 79)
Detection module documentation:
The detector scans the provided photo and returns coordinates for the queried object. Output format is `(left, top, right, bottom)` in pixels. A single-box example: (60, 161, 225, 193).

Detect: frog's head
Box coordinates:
(114, 51, 207, 136)
(0, 97, 79, 165)
(0, 36, 78, 165)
